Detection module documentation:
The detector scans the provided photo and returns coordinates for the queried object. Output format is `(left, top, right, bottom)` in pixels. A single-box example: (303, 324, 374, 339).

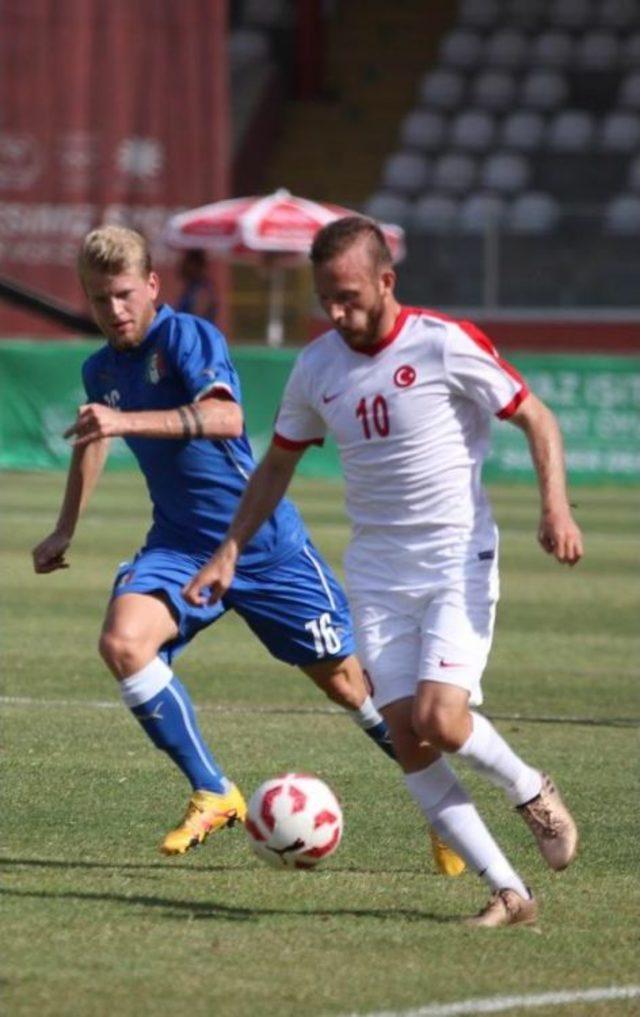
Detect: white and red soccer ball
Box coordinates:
(245, 773, 343, 869)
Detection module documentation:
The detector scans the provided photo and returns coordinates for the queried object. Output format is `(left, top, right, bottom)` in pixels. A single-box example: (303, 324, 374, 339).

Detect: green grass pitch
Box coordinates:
(2, 473, 639, 1017)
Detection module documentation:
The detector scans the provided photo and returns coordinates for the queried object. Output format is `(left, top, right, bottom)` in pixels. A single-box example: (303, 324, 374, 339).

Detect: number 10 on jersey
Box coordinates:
(356, 395, 390, 439)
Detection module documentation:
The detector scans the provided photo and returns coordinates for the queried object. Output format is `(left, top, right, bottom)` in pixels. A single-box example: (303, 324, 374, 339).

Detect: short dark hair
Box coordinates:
(310, 216, 392, 271)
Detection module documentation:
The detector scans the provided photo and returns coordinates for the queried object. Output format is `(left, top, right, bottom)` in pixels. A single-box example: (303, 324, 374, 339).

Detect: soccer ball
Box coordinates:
(245, 773, 343, 869)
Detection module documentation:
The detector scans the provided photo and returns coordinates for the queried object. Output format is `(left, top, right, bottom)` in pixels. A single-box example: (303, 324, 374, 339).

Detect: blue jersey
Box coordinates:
(82, 305, 307, 570)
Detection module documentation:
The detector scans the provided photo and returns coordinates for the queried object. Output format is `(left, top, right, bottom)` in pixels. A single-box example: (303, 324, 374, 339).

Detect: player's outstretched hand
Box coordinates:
(64, 403, 123, 447)
(538, 509, 583, 566)
(183, 545, 238, 605)
(32, 531, 71, 573)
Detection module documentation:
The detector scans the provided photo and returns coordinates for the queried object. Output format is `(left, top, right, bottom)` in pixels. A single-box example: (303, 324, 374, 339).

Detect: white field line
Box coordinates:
(1, 695, 637, 727)
(341, 984, 640, 1017)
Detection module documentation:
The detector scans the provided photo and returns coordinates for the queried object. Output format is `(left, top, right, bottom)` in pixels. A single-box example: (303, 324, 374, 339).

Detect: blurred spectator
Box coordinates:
(175, 250, 218, 323)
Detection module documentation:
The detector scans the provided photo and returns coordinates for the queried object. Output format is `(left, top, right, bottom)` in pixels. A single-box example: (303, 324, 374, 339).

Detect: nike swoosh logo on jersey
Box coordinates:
(322, 392, 342, 404)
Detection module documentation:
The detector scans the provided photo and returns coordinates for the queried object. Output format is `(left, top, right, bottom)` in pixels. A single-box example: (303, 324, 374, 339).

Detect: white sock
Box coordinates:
(456, 711, 542, 806)
(119, 657, 173, 706)
(405, 759, 529, 898)
(349, 695, 383, 729)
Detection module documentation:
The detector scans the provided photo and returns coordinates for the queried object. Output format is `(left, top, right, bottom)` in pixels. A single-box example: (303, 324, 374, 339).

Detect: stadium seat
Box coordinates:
(418, 69, 465, 111)
(470, 71, 517, 112)
(545, 110, 595, 152)
(413, 194, 459, 234)
(484, 28, 528, 69)
(506, 0, 547, 30)
(599, 111, 640, 152)
(506, 192, 561, 233)
(439, 30, 483, 70)
(381, 152, 432, 196)
(520, 70, 569, 111)
(457, 192, 507, 233)
(229, 28, 271, 70)
(458, 0, 500, 30)
(399, 110, 447, 152)
(596, 0, 639, 31)
(628, 153, 640, 191)
(619, 72, 640, 110)
(575, 31, 619, 71)
(480, 152, 530, 194)
(500, 111, 547, 151)
(449, 110, 496, 152)
(532, 31, 574, 68)
(621, 32, 640, 67)
(433, 152, 477, 194)
(603, 193, 640, 233)
(363, 192, 412, 227)
(550, 0, 592, 31)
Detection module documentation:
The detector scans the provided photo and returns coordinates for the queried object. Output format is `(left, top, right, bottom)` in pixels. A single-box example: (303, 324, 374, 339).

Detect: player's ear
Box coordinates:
(380, 267, 396, 296)
(148, 271, 160, 300)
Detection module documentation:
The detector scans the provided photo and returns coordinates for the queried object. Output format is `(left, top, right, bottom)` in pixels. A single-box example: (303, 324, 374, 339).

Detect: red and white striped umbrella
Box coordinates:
(164, 189, 405, 345)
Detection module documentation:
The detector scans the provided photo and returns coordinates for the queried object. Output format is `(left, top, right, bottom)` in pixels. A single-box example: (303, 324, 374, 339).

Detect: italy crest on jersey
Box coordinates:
(145, 351, 166, 384)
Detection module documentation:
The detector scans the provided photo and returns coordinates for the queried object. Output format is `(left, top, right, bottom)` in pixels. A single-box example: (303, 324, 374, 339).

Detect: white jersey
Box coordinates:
(274, 306, 528, 581)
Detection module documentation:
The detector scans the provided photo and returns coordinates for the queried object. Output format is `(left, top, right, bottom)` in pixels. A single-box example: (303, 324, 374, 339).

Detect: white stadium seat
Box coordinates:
(449, 110, 496, 152)
(381, 152, 432, 196)
(418, 69, 465, 111)
(604, 194, 640, 233)
(619, 73, 640, 110)
(458, 0, 500, 30)
(500, 110, 546, 151)
(413, 194, 459, 233)
(532, 31, 574, 68)
(363, 192, 411, 227)
(457, 192, 507, 233)
(506, 192, 561, 233)
(599, 111, 640, 152)
(484, 28, 528, 69)
(550, 0, 592, 31)
(480, 152, 530, 194)
(470, 71, 517, 112)
(439, 30, 483, 69)
(520, 70, 569, 111)
(399, 110, 447, 152)
(546, 110, 595, 152)
(433, 152, 477, 194)
(575, 31, 619, 71)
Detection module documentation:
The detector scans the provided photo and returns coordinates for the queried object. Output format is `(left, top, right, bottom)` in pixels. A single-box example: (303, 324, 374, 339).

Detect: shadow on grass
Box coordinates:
(0, 856, 427, 876)
(0, 885, 457, 924)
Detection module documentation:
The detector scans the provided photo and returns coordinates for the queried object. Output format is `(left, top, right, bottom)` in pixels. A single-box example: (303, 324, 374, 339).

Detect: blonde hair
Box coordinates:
(78, 225, 152, 280)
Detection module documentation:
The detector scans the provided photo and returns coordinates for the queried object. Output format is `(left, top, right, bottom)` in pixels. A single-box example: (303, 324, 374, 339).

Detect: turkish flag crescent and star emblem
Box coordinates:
(394, 365, 416, 388)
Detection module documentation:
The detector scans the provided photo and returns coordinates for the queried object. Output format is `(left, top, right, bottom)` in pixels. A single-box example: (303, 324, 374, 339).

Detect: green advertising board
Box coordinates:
(0, 342, 638, 483)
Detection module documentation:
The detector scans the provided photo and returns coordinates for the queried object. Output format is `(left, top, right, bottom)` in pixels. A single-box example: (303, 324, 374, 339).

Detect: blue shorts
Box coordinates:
(111, 540, 355, 668)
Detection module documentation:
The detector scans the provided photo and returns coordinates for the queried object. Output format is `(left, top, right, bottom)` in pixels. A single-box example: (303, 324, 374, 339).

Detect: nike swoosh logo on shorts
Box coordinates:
(439, 660, 466, 668)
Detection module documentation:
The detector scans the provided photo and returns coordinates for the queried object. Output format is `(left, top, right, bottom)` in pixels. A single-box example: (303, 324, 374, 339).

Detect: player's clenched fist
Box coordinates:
(64, 403, 123, 447)
(32, 530, 71, 573)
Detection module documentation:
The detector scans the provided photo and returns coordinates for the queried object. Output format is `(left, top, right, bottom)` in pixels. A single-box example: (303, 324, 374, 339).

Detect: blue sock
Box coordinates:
(350, 697, 397, 761)
(120, 658, 228, 793)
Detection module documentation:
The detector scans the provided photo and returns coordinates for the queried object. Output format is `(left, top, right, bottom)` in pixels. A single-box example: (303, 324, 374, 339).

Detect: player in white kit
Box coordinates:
(184, 217, 583, 927)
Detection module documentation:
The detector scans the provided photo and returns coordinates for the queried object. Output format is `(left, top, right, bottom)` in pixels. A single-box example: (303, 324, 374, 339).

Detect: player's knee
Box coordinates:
(98, 628, 147, 679)
(412, 704, 467, 752)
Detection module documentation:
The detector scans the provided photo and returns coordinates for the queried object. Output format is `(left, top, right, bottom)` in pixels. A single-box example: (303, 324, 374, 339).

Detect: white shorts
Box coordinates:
(347, 555, 499, 710)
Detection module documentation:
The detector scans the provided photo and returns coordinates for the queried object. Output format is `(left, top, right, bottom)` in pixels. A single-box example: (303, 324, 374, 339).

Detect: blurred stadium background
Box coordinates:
(1, 0, 638, 480)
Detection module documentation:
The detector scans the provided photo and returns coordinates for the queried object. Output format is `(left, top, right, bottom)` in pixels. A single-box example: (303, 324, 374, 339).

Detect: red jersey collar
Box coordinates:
(342, 305, 411, 357)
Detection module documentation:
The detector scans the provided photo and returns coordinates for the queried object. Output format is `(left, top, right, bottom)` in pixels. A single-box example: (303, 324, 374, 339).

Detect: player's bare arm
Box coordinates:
(64, 394, 243, 448)
(183, 443, 304, 605)
(32, 438, 110, 573)
(509, 393, 583, 566)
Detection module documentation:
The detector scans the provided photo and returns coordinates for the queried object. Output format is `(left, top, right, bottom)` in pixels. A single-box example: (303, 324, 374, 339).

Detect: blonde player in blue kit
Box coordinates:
(32, 225, 464, 873)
